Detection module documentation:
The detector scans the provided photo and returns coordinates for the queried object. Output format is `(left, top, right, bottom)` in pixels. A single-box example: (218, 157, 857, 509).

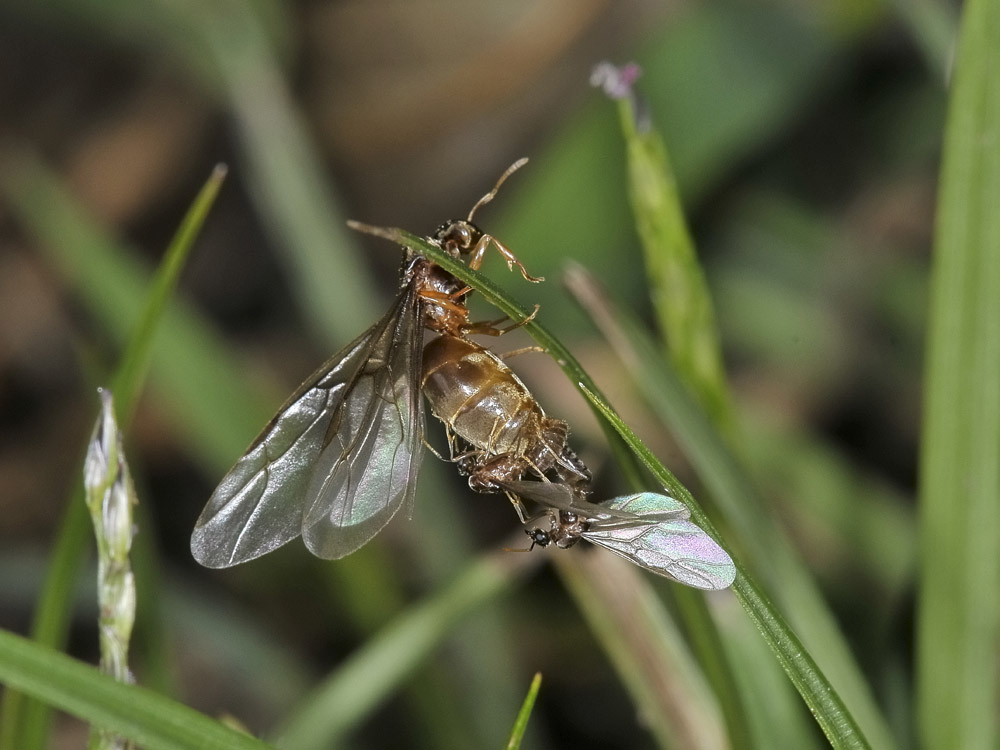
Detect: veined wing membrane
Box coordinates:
(190, 288, 423, 567)
(301, 291, 423, 558)
(585, 493, 736, 590)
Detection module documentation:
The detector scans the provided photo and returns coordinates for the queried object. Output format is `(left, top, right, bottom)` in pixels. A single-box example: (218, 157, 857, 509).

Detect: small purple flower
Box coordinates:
(590, 62, 643, 100)
(590, 61, 650, 132)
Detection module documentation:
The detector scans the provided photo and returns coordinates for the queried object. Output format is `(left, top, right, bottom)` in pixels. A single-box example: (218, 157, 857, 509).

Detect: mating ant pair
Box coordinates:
(190, 161, 734, 590)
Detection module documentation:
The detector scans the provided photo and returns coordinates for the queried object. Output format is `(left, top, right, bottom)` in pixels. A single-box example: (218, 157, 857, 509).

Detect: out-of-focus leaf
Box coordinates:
(0, 159, 229, 750)
(273, 546, 539, 750)
(494, 3, 858, 333)
(555, 552, 727, 750)
(0, 629, 272, 750)
(916, 0, 1000, 747)
(564, 267, 892, 748)
(505, 673, 542, 750)
(4, 0, 376, 343)
(4, 157, 274, 468)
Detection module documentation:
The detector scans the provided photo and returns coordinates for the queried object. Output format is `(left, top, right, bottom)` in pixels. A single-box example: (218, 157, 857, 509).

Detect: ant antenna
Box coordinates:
(503, 529, 543, 553)
(467, 157, 529, 221)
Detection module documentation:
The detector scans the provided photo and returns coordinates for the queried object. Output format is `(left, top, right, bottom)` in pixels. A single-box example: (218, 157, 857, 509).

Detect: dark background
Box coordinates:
(0, 1, 949, 747)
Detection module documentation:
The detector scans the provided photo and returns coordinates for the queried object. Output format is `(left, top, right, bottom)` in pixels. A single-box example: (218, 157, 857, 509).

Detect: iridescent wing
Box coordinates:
(584, 493, 736, 590)
(190, 286, 423, 567)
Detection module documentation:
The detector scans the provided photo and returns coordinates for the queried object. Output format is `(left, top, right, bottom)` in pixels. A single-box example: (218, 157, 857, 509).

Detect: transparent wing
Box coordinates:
(300, 287, 424, 559)
(583, 493, 736, 590)
(190, 287, 423, 567)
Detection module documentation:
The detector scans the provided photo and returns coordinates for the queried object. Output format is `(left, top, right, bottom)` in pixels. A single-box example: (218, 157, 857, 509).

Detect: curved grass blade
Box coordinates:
(111, 165, 228, 419)
(375, 227, 875, 749)
(566, 266, 894, 750)
(0, 160, 228, 750)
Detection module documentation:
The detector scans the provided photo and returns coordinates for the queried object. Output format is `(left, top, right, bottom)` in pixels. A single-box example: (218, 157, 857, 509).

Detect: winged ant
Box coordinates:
(192, 159, 579, 566)
(499, 479, 735, 590)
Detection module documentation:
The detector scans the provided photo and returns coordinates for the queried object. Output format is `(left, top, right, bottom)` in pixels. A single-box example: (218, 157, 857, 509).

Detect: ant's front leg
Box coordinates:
(467, 235, 544, 283)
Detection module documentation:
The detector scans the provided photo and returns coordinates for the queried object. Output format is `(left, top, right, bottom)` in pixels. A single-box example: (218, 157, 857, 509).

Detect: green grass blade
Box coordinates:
(580, 388, 870, 750)
(111, 164, 229, 419)
(272, 547, 540, 749)
(599, 72, 750, 744)
(0, 159, 229, 750)
(0, 629, 272, 750)
(916, 0, 1000, 747)
(184, 0, 381, 339)
(608, 80, 735, 435)
(4, 156, 271, 468)
(505, 673, 542, 750)
(0, 501, 90, 750)
(204, 17, 380, 340)
(566, 267, 893, 749)
(363, 228, 877, 748)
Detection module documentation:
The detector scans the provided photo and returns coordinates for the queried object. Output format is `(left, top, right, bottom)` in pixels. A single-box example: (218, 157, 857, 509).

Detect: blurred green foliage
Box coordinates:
(1, 0, 993, 749)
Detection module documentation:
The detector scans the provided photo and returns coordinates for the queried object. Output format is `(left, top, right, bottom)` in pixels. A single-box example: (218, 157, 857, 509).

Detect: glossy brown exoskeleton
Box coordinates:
(421, 334, 591, 516)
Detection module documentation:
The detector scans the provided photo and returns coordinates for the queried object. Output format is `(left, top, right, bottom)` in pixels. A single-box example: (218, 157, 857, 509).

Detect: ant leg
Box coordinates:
(464, 305, 540, 338)
(467, 235, 544, 283)
(502, 490, 530, 523)
(421, 423, 456, 462)
(418, 288, 470, 318)
(421, 436, 448, 462)
(498, 345, 545, 360)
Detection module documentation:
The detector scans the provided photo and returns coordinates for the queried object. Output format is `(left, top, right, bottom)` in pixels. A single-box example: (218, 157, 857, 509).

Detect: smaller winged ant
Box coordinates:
(499, 479, 736, 591)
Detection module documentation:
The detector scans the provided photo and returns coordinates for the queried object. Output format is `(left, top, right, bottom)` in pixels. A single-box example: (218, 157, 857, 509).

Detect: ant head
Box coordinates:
(431, 219, 483, 259)
(525, 528, 551, 550)
(429, 158, 528, 259)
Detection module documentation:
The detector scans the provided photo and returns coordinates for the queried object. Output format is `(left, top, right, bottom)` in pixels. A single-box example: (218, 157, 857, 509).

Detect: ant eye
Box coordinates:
(455, 225, 472, 247)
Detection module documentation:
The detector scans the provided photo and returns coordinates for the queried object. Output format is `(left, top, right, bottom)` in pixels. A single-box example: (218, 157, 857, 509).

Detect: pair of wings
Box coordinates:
(500, 480, 736, 591)
(190, 286, 424, 568)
